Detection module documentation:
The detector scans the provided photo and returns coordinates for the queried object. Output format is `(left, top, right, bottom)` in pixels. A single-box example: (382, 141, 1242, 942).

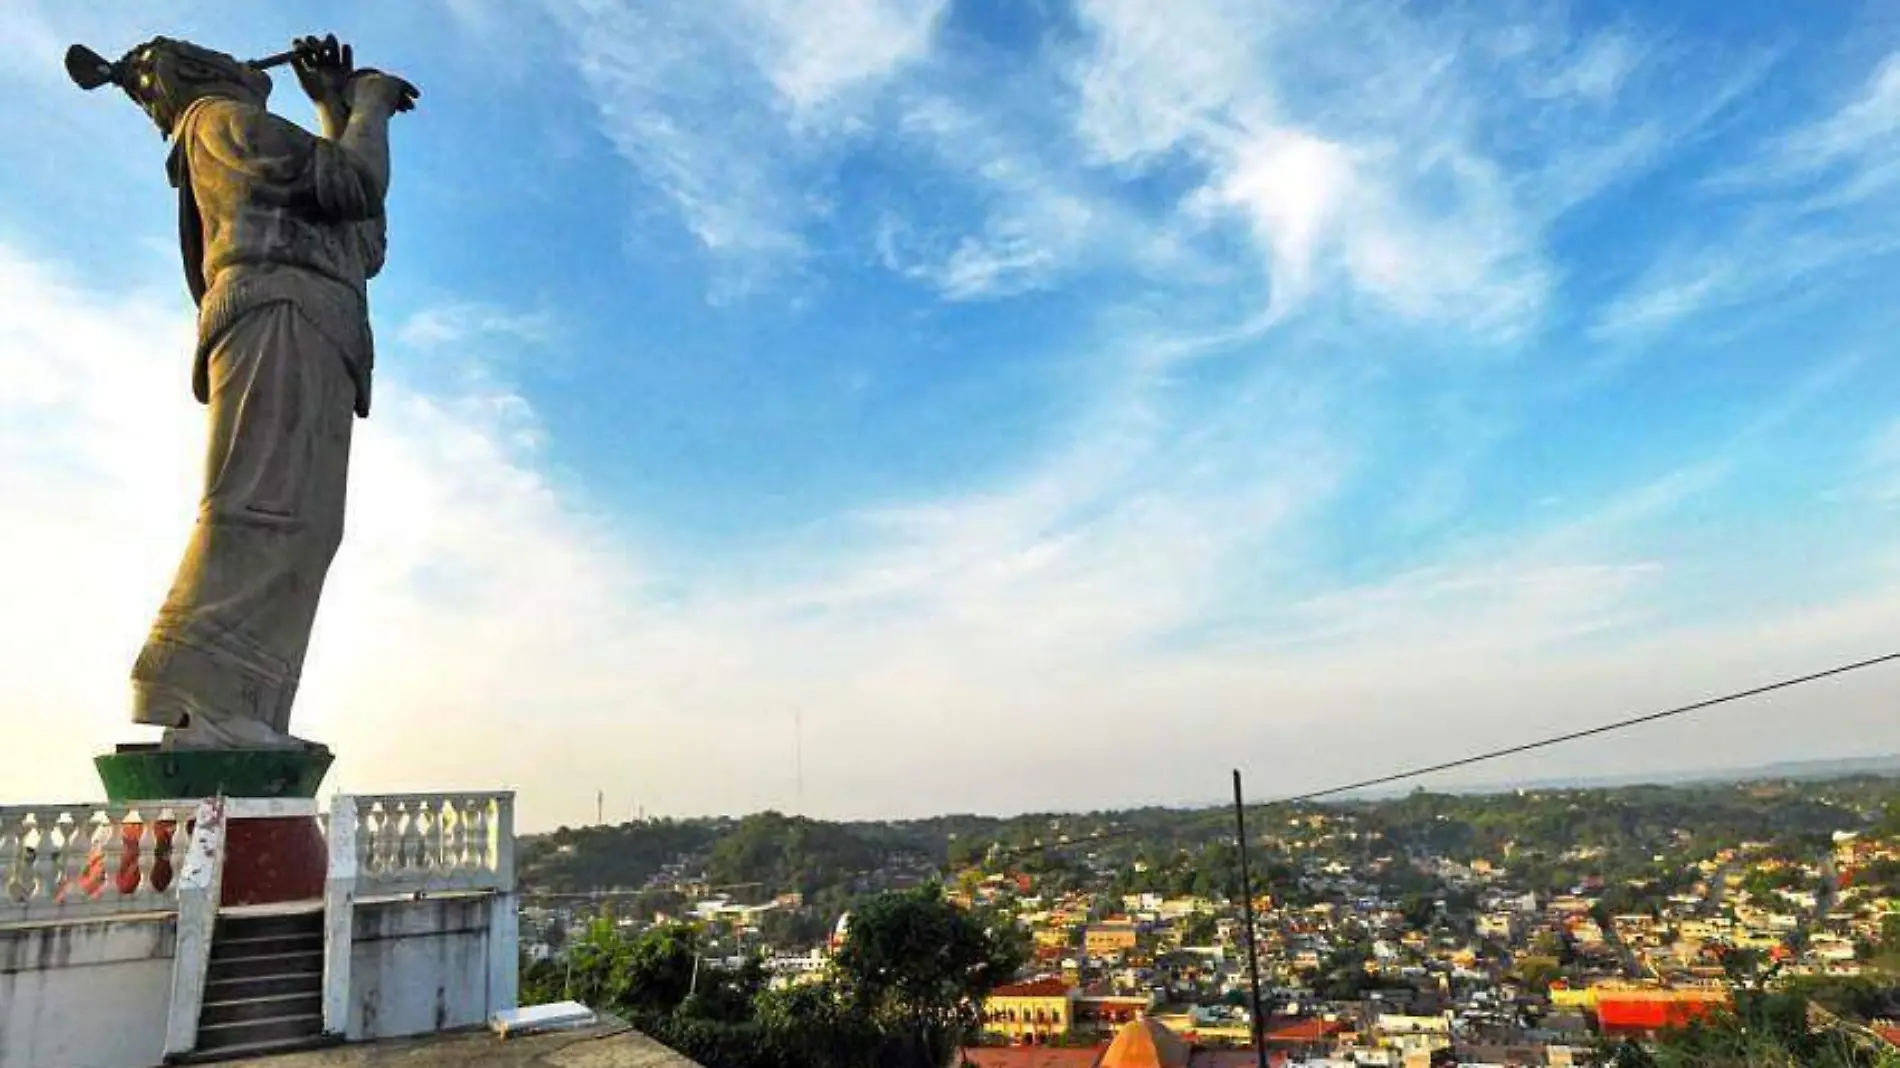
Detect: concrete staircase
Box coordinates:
(193, 909, 328, 1059)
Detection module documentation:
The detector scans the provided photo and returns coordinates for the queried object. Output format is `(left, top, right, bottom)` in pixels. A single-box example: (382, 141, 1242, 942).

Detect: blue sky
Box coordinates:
(2, 1, 1898, 829)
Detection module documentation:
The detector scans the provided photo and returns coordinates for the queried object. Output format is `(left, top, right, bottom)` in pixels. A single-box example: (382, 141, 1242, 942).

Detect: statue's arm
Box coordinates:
(329, 72, 415, 210)
(307, 106, 392, 223)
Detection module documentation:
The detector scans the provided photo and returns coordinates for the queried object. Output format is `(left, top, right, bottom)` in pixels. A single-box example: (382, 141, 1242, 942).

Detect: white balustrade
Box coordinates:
(0, 801, 197, 923)
(1, 791, 515, 927)
(349, 793, 515, 896)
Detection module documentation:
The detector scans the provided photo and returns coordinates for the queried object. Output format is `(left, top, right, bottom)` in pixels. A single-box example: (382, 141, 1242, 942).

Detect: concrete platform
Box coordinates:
(219, 1021, 702, 1068)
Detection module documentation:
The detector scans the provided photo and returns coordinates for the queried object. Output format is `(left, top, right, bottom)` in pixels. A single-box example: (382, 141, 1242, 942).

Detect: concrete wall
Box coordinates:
(0, 915, 175, 1068)
(347, 895, 499, 1041)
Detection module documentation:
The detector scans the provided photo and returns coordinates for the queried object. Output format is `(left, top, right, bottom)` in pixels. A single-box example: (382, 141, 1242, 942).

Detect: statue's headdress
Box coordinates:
(65, 37, 271, 137)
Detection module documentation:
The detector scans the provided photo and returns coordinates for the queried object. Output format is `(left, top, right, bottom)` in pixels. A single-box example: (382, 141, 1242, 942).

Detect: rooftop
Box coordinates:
(254, 1021, 701, 1068)
(995, 977, 1076, 998)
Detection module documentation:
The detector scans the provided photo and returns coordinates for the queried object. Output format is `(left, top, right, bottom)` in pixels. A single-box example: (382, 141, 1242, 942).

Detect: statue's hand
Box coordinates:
(346, 70, 420, 116)
(292, 34, 354, 121)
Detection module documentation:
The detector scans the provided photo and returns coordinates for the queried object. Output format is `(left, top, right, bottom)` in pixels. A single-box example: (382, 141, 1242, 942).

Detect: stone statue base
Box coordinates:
(95, 744, 333, 906)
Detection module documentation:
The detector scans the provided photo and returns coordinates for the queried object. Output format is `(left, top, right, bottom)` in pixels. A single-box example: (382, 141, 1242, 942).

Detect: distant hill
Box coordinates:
(1450, 754, 1900, 795)
(517, 818, 727, 894)
(516, 765, 1900, 901)
(518, 810, 944, 905)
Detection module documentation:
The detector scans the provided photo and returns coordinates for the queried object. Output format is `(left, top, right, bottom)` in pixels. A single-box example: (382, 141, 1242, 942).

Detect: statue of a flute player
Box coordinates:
(68, 35, 417, 752)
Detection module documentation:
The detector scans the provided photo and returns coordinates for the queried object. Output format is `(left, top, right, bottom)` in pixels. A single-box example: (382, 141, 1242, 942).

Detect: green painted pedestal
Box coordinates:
(95, 745, 334, 906)
(95, 745, 332, 801)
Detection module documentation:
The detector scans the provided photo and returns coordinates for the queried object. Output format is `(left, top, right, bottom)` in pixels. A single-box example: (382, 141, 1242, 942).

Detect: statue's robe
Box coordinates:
(131, 94, 387, 749)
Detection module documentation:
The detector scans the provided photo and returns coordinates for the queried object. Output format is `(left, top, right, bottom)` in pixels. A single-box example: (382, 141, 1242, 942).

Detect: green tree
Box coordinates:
(1638, 991, 1900, 1067)
(1720, 946, 1765, 989)
(524, 919, 701, 1015)
(752, 980, 886, 1068)
(834, 884, 1023, 1067)
(1515, 956, 1563, 994)
(1180, 911, 1219, 946)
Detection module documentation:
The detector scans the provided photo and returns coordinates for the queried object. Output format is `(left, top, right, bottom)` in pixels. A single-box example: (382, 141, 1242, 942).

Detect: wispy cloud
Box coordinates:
(542, 0, 944, 261)
(874, 95, 1174, 301)
(1056, 0, 1682, 336)
(4, 238, 1897, 822)
(1862, 418, 1900, 506)
(396, 299, 554, 349)
(1723, 52, 1900, 202)
(1597, 48, 1900, 341)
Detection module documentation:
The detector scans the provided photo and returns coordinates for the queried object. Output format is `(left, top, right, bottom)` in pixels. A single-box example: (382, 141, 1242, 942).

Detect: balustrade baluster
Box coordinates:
(451, 798, 469, 875)
(150, 804, 182, 896)
(438, 799, 462, 876)
(356, 800, 379, 876)
(413, 800, 435, 882)
(433, 800, 448, 875)
(0, 811, 20, 904)
(27, 812, 55, 908)
(462, 797, 482, 875)
(82, 808, 114, 903)
(1, 812, 27, 904)
(133, 807, 161, 901)
(463, 798, 486, 874)
(433, 794, 454, 877)
(395, 800, 420, 879)
(55, 810, 85, 904)
(376, 801, 403, 876)
(366, 801, 385, 876)
(421, 800, 440, 877)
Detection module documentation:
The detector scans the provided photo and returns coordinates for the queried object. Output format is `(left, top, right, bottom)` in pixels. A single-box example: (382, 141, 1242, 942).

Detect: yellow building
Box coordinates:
(1548, 982, 1598, 1010)
(1086, 921, 1139, 958)
(984, 978, 1076, 1043)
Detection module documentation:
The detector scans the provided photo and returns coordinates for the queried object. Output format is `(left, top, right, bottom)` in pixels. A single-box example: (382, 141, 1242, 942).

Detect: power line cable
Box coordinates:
(985, 650, 1900, 863)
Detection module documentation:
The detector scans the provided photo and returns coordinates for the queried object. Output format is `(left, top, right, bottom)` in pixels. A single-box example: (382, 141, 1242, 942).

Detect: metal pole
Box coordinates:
(1233, 769, 1268, 1068)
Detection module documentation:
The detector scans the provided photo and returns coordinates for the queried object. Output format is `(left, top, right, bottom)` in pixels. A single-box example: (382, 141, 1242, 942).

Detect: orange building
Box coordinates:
(1594, 989, 1730, 1035)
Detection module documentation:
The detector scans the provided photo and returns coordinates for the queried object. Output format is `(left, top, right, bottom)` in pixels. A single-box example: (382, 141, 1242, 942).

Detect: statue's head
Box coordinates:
(116, 37, 271, 137)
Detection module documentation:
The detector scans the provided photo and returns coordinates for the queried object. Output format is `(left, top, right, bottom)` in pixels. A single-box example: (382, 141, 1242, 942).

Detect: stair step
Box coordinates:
(178, 1030, 334, 1063)
(205, 971, 324, 1002)
(216, 910, 323, 942)
(200, 991, 324, 1027)
(194, 1013, 323, 1054)
(208, 951, 323, 982)
(210, 932, 323, 960)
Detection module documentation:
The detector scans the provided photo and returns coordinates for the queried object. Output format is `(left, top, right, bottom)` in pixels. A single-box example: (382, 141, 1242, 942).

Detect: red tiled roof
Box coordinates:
(1263, 1017, 1343, 1043)
(993, 978, 1074, 998)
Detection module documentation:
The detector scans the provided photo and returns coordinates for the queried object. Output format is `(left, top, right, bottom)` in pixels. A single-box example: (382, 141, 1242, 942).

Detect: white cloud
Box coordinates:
(876, 97, 1129, 300)
(1597, 49, 1900, 340)
(396, 300, 553, 349)
(1730, 52, 1900, 199)
(1591, 254, 1742, 342)
(0, 244, 646, 824)
(6, 242, 1899, 824)
(1065, 0, 1583, 336)
(745, 0, 946, 118)
(543, 0, 943, 260)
